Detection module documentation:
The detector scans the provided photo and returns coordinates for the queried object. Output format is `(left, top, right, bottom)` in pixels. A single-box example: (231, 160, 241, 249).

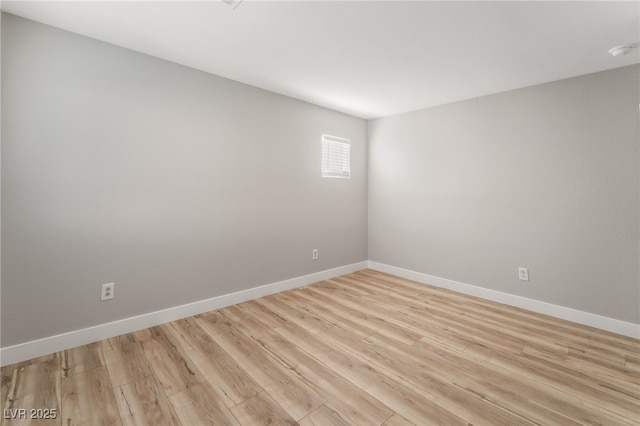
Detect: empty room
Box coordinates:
(1, 1, 639, 425)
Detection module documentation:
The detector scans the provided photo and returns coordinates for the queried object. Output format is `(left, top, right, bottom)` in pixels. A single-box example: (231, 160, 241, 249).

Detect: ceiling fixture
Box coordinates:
(221, 0, 243, 9)
(608, 42, 639, 57)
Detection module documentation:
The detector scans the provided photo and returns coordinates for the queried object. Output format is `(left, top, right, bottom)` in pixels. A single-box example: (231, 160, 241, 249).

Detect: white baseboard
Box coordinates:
(368, 261, 640, 339)
(3, 260, 637, 366)
(0, 262, 368, 366)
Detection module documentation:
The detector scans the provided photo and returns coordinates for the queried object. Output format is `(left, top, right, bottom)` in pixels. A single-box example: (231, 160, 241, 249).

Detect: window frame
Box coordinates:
(321, 134, 351, 179)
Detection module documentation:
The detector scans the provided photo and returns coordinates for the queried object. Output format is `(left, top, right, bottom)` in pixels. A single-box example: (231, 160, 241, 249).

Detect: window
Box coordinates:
(322, 135, 351, 178)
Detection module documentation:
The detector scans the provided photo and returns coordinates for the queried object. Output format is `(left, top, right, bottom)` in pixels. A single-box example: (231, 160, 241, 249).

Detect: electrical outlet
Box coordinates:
(312, 249, 318, 261)
(518, 268, 529, 282)
(101, 282, 115, 301)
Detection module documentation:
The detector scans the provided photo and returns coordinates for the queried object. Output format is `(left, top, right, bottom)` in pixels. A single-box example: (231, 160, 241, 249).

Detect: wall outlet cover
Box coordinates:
(101, 283, 115, 301)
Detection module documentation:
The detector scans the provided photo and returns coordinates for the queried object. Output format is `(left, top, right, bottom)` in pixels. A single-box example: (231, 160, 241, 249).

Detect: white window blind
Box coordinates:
(322, 135, 351, 178)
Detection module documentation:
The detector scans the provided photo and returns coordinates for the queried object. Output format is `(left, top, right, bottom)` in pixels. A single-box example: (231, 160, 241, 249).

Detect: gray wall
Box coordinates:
(369, 65, 640, 324)
(3, 13, 638, 350)
(1, 14, 367, 347)
(0, 12, 3, 349)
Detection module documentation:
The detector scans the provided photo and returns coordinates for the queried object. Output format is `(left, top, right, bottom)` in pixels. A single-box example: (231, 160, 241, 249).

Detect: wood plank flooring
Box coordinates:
(2, 269, 639, 425)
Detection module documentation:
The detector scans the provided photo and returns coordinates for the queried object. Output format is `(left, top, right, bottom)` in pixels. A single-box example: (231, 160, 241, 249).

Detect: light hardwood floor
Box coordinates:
(2, 269, 639, 425)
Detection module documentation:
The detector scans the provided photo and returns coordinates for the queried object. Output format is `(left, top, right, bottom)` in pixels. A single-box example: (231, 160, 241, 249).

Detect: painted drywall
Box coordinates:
(1, 13, 367, 347)
(369, 65, 640, 324)
(0, 12, 3, 350)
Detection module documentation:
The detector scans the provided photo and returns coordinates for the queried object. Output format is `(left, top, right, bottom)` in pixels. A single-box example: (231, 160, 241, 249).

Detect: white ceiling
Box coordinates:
(2, 1, 639, 119)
